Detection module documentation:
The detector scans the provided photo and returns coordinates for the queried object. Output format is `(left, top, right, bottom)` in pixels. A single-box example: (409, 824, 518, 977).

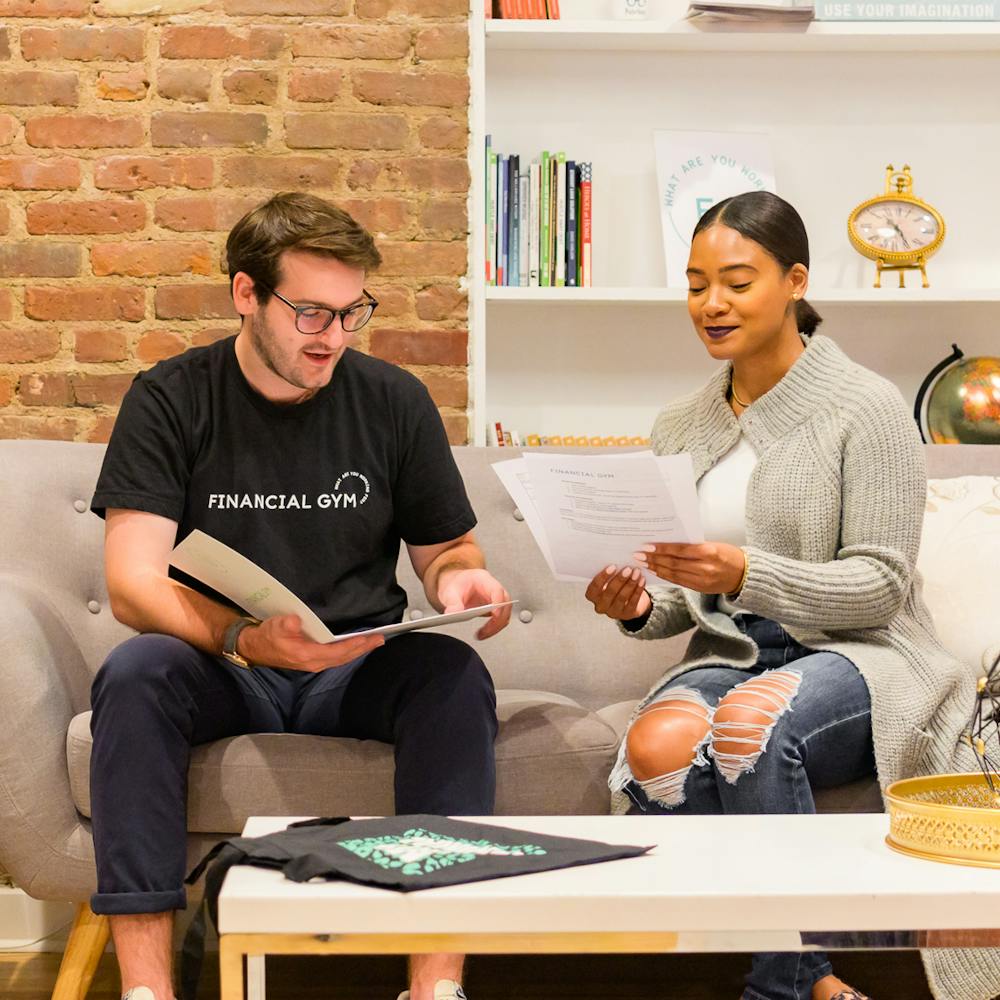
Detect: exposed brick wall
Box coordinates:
(0, 1, 471, 445)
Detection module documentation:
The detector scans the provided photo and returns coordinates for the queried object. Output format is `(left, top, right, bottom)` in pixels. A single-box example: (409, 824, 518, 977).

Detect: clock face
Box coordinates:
(852, 199, 941, 255)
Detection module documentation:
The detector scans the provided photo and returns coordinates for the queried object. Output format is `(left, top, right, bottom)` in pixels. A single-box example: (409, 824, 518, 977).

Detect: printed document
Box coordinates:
(169, 529, 513, 644)
(493, 452, 703, 584)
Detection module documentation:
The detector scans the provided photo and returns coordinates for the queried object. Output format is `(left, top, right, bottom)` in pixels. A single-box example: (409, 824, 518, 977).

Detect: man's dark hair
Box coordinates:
(693, 191, 823, 336)
(226, 192, 382, 305)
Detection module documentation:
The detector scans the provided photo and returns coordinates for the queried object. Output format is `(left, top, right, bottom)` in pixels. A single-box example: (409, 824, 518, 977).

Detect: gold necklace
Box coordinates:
(730, 380, 752, 408)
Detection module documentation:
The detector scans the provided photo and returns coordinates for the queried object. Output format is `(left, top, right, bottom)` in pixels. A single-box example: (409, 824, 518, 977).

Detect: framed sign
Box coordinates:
(654, 130, 776, 286)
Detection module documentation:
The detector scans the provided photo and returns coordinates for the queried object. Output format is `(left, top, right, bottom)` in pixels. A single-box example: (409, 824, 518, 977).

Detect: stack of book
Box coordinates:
(488, 0, 561, 16)
(486, 139, 592, 288)
(686, 0, 813, 20)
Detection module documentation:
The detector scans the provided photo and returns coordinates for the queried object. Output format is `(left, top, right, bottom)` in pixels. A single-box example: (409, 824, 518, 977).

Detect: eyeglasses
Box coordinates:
(263, 286, 379, 335)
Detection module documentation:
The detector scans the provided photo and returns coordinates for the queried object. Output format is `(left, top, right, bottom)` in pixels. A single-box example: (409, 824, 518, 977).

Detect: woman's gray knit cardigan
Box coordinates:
(607, 334, 998, 1000)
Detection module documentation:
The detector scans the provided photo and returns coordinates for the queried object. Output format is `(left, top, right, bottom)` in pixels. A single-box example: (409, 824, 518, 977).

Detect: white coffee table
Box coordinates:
(216, 814, 1000, 1000)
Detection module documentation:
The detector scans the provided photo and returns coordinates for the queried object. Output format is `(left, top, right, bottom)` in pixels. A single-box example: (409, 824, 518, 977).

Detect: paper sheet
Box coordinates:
(170, 529, 335, 642)
(492, 451, 657, 578)
(326, 602, 517, 643)
(494, 452, 703, 584)
(170, 529, 515, 644)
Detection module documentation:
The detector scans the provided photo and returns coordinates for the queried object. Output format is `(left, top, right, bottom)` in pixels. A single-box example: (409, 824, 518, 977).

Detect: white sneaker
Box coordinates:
(396, 981, 468, 1000)
(122, 990, 156, 1000)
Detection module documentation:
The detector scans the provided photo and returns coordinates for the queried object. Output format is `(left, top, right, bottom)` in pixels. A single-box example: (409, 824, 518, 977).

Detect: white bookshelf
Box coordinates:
(467, 1, 1000, 444)
(487, 286, 1000, 304)
(487, 19, 1000, 51)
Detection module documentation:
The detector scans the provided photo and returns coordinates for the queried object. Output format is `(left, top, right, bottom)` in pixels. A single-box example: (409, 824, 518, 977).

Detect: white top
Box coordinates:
(696, 434, 757, 614)
(218, 814, 1000, 940)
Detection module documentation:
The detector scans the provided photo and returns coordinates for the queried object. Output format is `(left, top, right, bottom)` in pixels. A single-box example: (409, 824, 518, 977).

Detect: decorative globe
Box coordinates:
(927, 355, 1000, 445)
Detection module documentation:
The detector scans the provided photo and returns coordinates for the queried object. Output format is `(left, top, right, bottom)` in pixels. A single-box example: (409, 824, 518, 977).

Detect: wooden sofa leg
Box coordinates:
(51, 903, 110, 1000)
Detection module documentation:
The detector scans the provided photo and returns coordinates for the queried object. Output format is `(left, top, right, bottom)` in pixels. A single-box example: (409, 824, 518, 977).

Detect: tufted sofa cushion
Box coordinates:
(68, 689, 621, 825)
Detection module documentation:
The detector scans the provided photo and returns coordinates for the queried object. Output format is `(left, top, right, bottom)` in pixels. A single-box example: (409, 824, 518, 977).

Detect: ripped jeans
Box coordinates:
(624, 615, 876, 1000)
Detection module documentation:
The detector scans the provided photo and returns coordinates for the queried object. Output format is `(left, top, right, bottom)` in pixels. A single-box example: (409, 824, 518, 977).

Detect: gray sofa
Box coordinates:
(1, 439, 997, 995)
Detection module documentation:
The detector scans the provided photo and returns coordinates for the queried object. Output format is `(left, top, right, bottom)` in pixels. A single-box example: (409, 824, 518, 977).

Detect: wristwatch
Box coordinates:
(221, 616, 259, 669)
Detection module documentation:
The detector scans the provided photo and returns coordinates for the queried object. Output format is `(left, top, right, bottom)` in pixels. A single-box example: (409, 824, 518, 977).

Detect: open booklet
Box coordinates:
(169, 529, 514, 645)
(492, 451, 703, 585)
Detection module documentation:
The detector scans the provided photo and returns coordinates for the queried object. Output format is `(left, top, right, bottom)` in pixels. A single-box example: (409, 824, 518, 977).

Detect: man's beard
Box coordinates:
(249, 311, 311, 391)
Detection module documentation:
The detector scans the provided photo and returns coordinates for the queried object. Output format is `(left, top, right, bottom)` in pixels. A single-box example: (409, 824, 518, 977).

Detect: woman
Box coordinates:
(585, 191, 983, 1000)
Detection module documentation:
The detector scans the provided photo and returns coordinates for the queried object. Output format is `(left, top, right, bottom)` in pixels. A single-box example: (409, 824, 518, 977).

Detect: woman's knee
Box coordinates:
(626, 689, 713, 783)
(711, 669, 801, 783)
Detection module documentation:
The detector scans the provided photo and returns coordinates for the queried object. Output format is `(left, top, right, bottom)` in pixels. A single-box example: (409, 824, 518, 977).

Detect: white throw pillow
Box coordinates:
(917, 475, 1000, 673)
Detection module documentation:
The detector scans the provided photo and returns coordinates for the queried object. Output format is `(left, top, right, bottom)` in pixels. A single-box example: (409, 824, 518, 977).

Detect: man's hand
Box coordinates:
(239, 614, 384, 672)
(585, 566, 652, 622)
(633, 542, 746, 595)
(437, 567, 512, 640)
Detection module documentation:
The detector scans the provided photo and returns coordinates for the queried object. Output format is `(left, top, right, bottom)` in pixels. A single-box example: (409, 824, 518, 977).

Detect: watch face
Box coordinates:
(853, 199, 940, 255)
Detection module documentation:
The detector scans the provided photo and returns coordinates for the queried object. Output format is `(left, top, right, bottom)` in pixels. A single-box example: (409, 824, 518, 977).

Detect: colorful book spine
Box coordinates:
(487, 144, 498, 286)
(509, 155, 520, 287)
(499, 154, 508, 286)
(555, 152, 567, 288)
(539, 150, 551, 288)
(484, 135, 491, 284)
(579, 162, 592, 287)
(518, 171, 530, 287)
(575, 177, 581, 286)
(547, 155, 558, 285)
(528, 160, 541, 286)
(566, 160, 577, 288)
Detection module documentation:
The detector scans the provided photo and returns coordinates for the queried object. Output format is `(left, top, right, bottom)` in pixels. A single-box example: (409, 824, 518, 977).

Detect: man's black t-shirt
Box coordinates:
(91, 337, 476, 634)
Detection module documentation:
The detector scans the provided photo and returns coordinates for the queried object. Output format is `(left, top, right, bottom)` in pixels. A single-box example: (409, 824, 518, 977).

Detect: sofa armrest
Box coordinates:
(0, 577, 96, 899)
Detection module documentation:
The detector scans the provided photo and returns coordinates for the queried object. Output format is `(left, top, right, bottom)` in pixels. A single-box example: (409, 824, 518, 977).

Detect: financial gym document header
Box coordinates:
(493, 451, 703, 584)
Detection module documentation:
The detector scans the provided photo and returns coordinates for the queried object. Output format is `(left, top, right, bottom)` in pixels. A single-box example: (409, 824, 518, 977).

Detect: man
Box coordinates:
(89, 192, 511, 1000)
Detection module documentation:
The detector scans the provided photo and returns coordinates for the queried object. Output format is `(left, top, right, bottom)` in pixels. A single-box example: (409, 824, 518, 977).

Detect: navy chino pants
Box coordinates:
(89, 630, 498, 915)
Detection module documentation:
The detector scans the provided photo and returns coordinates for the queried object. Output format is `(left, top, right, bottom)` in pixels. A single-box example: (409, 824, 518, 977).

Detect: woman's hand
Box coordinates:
(633, 542, 746, 596)
(585, 565, 652, 622)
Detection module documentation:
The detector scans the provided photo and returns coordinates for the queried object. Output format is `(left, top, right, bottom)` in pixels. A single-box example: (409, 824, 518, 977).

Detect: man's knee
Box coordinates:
(711, 669, 801, 783)
(408, 634, 497, 718)
(92, 633, 202, 706)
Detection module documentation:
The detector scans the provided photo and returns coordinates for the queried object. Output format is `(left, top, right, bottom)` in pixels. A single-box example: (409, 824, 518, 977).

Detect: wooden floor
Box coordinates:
(1, 949, 934, 999)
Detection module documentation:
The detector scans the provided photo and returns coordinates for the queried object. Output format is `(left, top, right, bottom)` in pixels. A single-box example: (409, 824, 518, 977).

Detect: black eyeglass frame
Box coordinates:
(262, 285, 379, 335)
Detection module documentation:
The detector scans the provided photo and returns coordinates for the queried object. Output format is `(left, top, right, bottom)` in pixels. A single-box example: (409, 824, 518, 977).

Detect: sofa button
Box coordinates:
(87, 600, 101, 615)
(409, 609, 424, 621)
(512, 508, 524, 522)
(73, 499, 87, 513)
(518, 609, 533, 624)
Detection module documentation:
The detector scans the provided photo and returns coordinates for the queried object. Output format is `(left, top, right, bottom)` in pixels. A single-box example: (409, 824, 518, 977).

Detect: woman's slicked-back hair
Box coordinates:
(692, 191, 822, 336)
(226, 192, 382, 306)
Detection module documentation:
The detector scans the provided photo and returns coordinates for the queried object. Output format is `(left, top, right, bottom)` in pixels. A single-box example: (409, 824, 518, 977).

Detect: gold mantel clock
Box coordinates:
(848, 165, 945, 289)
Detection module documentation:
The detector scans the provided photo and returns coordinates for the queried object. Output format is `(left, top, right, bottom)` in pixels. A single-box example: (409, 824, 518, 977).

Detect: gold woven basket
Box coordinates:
(885, 772, 1000, 868)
